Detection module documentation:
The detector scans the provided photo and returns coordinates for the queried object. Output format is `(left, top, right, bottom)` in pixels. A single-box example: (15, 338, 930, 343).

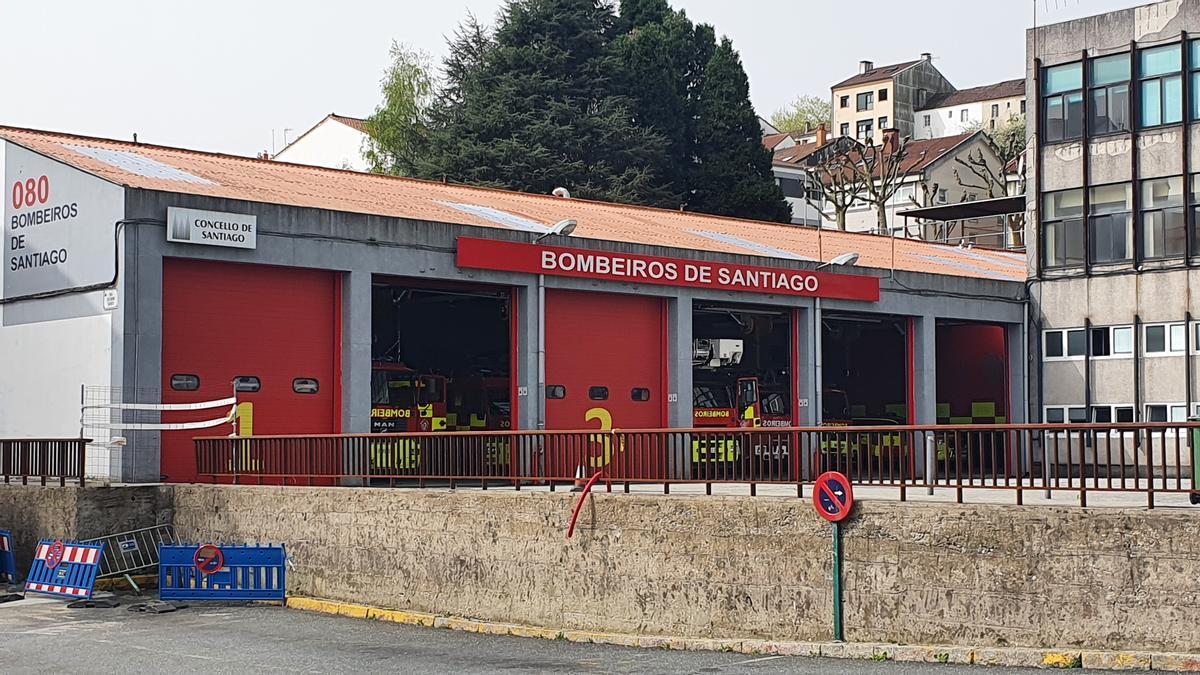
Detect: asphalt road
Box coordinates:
(0, 594, 1085, 674)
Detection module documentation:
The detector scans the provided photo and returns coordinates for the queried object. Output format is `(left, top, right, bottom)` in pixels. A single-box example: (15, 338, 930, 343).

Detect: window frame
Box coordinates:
(1088, 52, 1131, 136)
(1145, 402, 1188, 422)
(1142, 321, 1187, 356)
(1089, 324, 1135, 359)
(960, 108, 968, 122)
(923, 114, 931, 127)
(1044, 328, 1087, 360)
(856, 91, 874, 112)
(1042, 61, 1085, 143)
(1043, 405, 1088, 424)
(878, 88, 888, 102)
(877, 115, 888, 129)
(1137, 43, 1184, 129)
(1087, 181, 1133, 265)
(1139, 175, 1186, 259)
(855, 119, 874, 141)
(839, 95, 850, 109)
(1088, 403, 1136, 424)
(839, 122, 850, 137)
(1041, 188, 1085, 269)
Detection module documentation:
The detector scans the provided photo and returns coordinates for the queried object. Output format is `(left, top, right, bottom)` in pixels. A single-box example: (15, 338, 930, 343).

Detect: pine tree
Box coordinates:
(422, 0, 671, 205)
(690, 39, 792, 222)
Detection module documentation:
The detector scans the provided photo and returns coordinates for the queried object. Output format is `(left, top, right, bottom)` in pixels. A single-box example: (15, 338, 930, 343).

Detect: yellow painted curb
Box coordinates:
(284, 596, 1195, 671)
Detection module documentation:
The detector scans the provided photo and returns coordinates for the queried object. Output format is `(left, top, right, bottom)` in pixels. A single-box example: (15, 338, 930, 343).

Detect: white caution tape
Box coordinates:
(82, 396, 237, 412)
(82, 406, 238, 431)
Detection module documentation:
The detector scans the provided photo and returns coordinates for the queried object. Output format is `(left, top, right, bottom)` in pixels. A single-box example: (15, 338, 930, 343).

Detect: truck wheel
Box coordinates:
(1190, 492, 1200, 505)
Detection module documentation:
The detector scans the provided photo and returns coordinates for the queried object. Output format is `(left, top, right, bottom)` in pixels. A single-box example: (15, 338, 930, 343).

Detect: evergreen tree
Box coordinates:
(422, 0, 671, 205)
(618, 0, 671, 29)
(690, 39, 791, 222)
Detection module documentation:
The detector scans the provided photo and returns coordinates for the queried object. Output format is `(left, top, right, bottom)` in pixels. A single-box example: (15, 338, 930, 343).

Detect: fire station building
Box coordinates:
(0, 126, 1027, 482)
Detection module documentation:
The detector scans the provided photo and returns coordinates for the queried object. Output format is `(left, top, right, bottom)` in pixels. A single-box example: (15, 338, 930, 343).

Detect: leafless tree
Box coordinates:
(849, 133, 921, 236)
(801, 141, 869, 232)
(952, 146, 1026, 247)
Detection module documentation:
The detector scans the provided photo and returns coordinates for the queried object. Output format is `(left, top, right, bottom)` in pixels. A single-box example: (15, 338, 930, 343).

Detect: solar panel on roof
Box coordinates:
(64, 145, 215, 185)
(689, 230, 814, 262)
(438, 201, 547, 233)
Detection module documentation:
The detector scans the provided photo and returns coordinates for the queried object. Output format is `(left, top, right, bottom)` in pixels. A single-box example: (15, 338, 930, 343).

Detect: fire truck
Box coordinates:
(690, 339, 791, 474)
(370, 362, 512, 473)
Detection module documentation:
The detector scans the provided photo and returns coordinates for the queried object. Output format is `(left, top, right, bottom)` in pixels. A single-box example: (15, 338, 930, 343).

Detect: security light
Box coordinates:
(534, 219, 577, 243)
(817, 252, 860, 269)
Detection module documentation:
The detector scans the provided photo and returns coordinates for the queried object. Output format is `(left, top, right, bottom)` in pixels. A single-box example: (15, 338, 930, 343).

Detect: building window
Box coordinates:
(1088, 183, 1132, 264)
(1190, 39, 1200, 119)
(923, 114, 931, 127)
(990, 103, 999, 118)
(840, 95, 850, 108)
(1089, 52, 1131, 134)
(1191, 174, 1200, 250)
(856, 119, 873, 141)
(1140, 176, 1185, 258)
(878, 88, 888, 102)
(947, 110, 953, 118)
(937, 189, 947, 203)
(1045, 406, 1088, 424)
(1146, 404, 1187, 422)
(839, 122, 850, 137)
(1045, 328, 1086, 359)
(960, 109, 968, 122)
(856, 91, 874, 111)
(1043, 61, 1084, 143)
(1020, 99, 1026, 114)
(1144, 322, 1186, 355)
(1090, 405, 1135, 423)
(1138, 43, 1183, 128)
(1042, 188, 1084, 268)
(877, 116, 888, 129)
(1090, 325, 1134, 357)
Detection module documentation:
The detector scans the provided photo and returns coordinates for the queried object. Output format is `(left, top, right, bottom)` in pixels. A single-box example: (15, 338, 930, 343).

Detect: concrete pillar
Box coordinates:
(518, 281, 539, 431)
(667, 295, 692, 480)
(667, 295, 693, 428)
(1006, 322, 1027, 424)
(911, 315, 937, 477)
(795, 304, 817, 480)
(341, 270, 372, 435)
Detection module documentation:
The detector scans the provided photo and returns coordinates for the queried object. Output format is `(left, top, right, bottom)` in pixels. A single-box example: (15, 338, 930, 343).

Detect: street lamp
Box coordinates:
(817, 252, 860, 269)
(533, 219, 578, 429)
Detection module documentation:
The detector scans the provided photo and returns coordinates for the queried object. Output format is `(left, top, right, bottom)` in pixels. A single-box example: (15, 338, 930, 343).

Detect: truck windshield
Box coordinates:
(371, 371, 444, 406)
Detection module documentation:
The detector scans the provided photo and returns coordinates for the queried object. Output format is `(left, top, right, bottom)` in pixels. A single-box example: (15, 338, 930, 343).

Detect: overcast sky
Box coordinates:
(3, 0, 1147, 156)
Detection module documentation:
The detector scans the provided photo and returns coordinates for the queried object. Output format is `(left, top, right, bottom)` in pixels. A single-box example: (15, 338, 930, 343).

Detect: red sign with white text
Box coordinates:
(456, 238, 880, 302)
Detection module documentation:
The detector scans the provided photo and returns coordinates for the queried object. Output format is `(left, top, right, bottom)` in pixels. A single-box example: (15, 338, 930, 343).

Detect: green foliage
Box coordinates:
(769, 95, 832, 133)
(370, 0, 788, 221)
(689, 39, 791, 222)
(988, 115, 1026, 166)
(364, 43, 435, 176)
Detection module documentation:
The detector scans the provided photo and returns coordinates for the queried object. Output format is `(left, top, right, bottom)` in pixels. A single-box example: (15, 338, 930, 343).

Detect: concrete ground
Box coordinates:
(0, 593, 1070, 674)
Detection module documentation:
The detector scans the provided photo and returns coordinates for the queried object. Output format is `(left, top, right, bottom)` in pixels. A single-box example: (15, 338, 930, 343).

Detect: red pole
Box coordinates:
(566, 470, 604, 539)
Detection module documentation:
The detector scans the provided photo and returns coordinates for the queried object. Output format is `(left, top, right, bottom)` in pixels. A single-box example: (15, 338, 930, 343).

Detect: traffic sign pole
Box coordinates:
(812, 471, 853, 643)
(832, 521, 843, 642)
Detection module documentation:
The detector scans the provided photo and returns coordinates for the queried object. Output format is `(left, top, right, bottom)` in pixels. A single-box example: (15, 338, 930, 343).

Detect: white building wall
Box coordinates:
(915, 102, 985, 139)
(273, 119, 370, 172)
(0, 141, 124, 477)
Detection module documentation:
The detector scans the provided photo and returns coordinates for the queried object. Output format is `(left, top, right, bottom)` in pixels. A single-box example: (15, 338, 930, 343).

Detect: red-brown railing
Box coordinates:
(1, 438, 89, 486)
(194, 423, 1200, 508)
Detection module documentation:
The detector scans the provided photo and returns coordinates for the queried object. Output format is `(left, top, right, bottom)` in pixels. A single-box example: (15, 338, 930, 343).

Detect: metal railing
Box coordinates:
(1, 438, 89, 486)
(194, 423, 1200, 508)
(82, 524, 178, 593)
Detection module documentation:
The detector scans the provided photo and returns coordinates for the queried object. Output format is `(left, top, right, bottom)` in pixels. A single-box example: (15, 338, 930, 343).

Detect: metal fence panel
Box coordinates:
(0, 530, 16, 584)
(159, 544, 286, 602)
(82, 524, 178, 580)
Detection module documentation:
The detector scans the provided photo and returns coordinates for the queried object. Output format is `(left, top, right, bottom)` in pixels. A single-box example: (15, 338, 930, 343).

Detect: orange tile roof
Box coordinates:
(0, 125, 1026, 282)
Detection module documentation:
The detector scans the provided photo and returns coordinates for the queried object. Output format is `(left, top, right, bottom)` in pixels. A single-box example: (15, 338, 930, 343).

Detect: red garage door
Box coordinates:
(161, 259, 339, 483)
(545, 290, 666, 478)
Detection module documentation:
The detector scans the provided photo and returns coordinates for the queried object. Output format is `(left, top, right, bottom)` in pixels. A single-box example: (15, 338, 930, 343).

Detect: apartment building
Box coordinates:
(1028, 0, 1200, 425)
(915, 79, 1027, 139)
(831, 54, 954, 142)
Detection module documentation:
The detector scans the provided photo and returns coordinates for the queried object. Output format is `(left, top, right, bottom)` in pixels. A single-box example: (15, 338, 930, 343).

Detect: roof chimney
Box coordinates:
(816, 123, 828, 147)
(882, 128, 900, 153)
(920, 52, 932, 62)
(859, 60, 874, 74)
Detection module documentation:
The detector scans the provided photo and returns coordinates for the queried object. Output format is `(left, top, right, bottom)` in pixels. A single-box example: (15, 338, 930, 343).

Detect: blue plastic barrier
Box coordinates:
(24, 539, 105, 600)
(159, 544, 286, 602)
(0, 530, 16, 584)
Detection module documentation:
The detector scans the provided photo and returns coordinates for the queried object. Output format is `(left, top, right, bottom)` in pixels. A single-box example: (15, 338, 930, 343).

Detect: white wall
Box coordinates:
(916, 102, 985, 139)
(1, 140, 123, 477)
(274, 119, 370, 172)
